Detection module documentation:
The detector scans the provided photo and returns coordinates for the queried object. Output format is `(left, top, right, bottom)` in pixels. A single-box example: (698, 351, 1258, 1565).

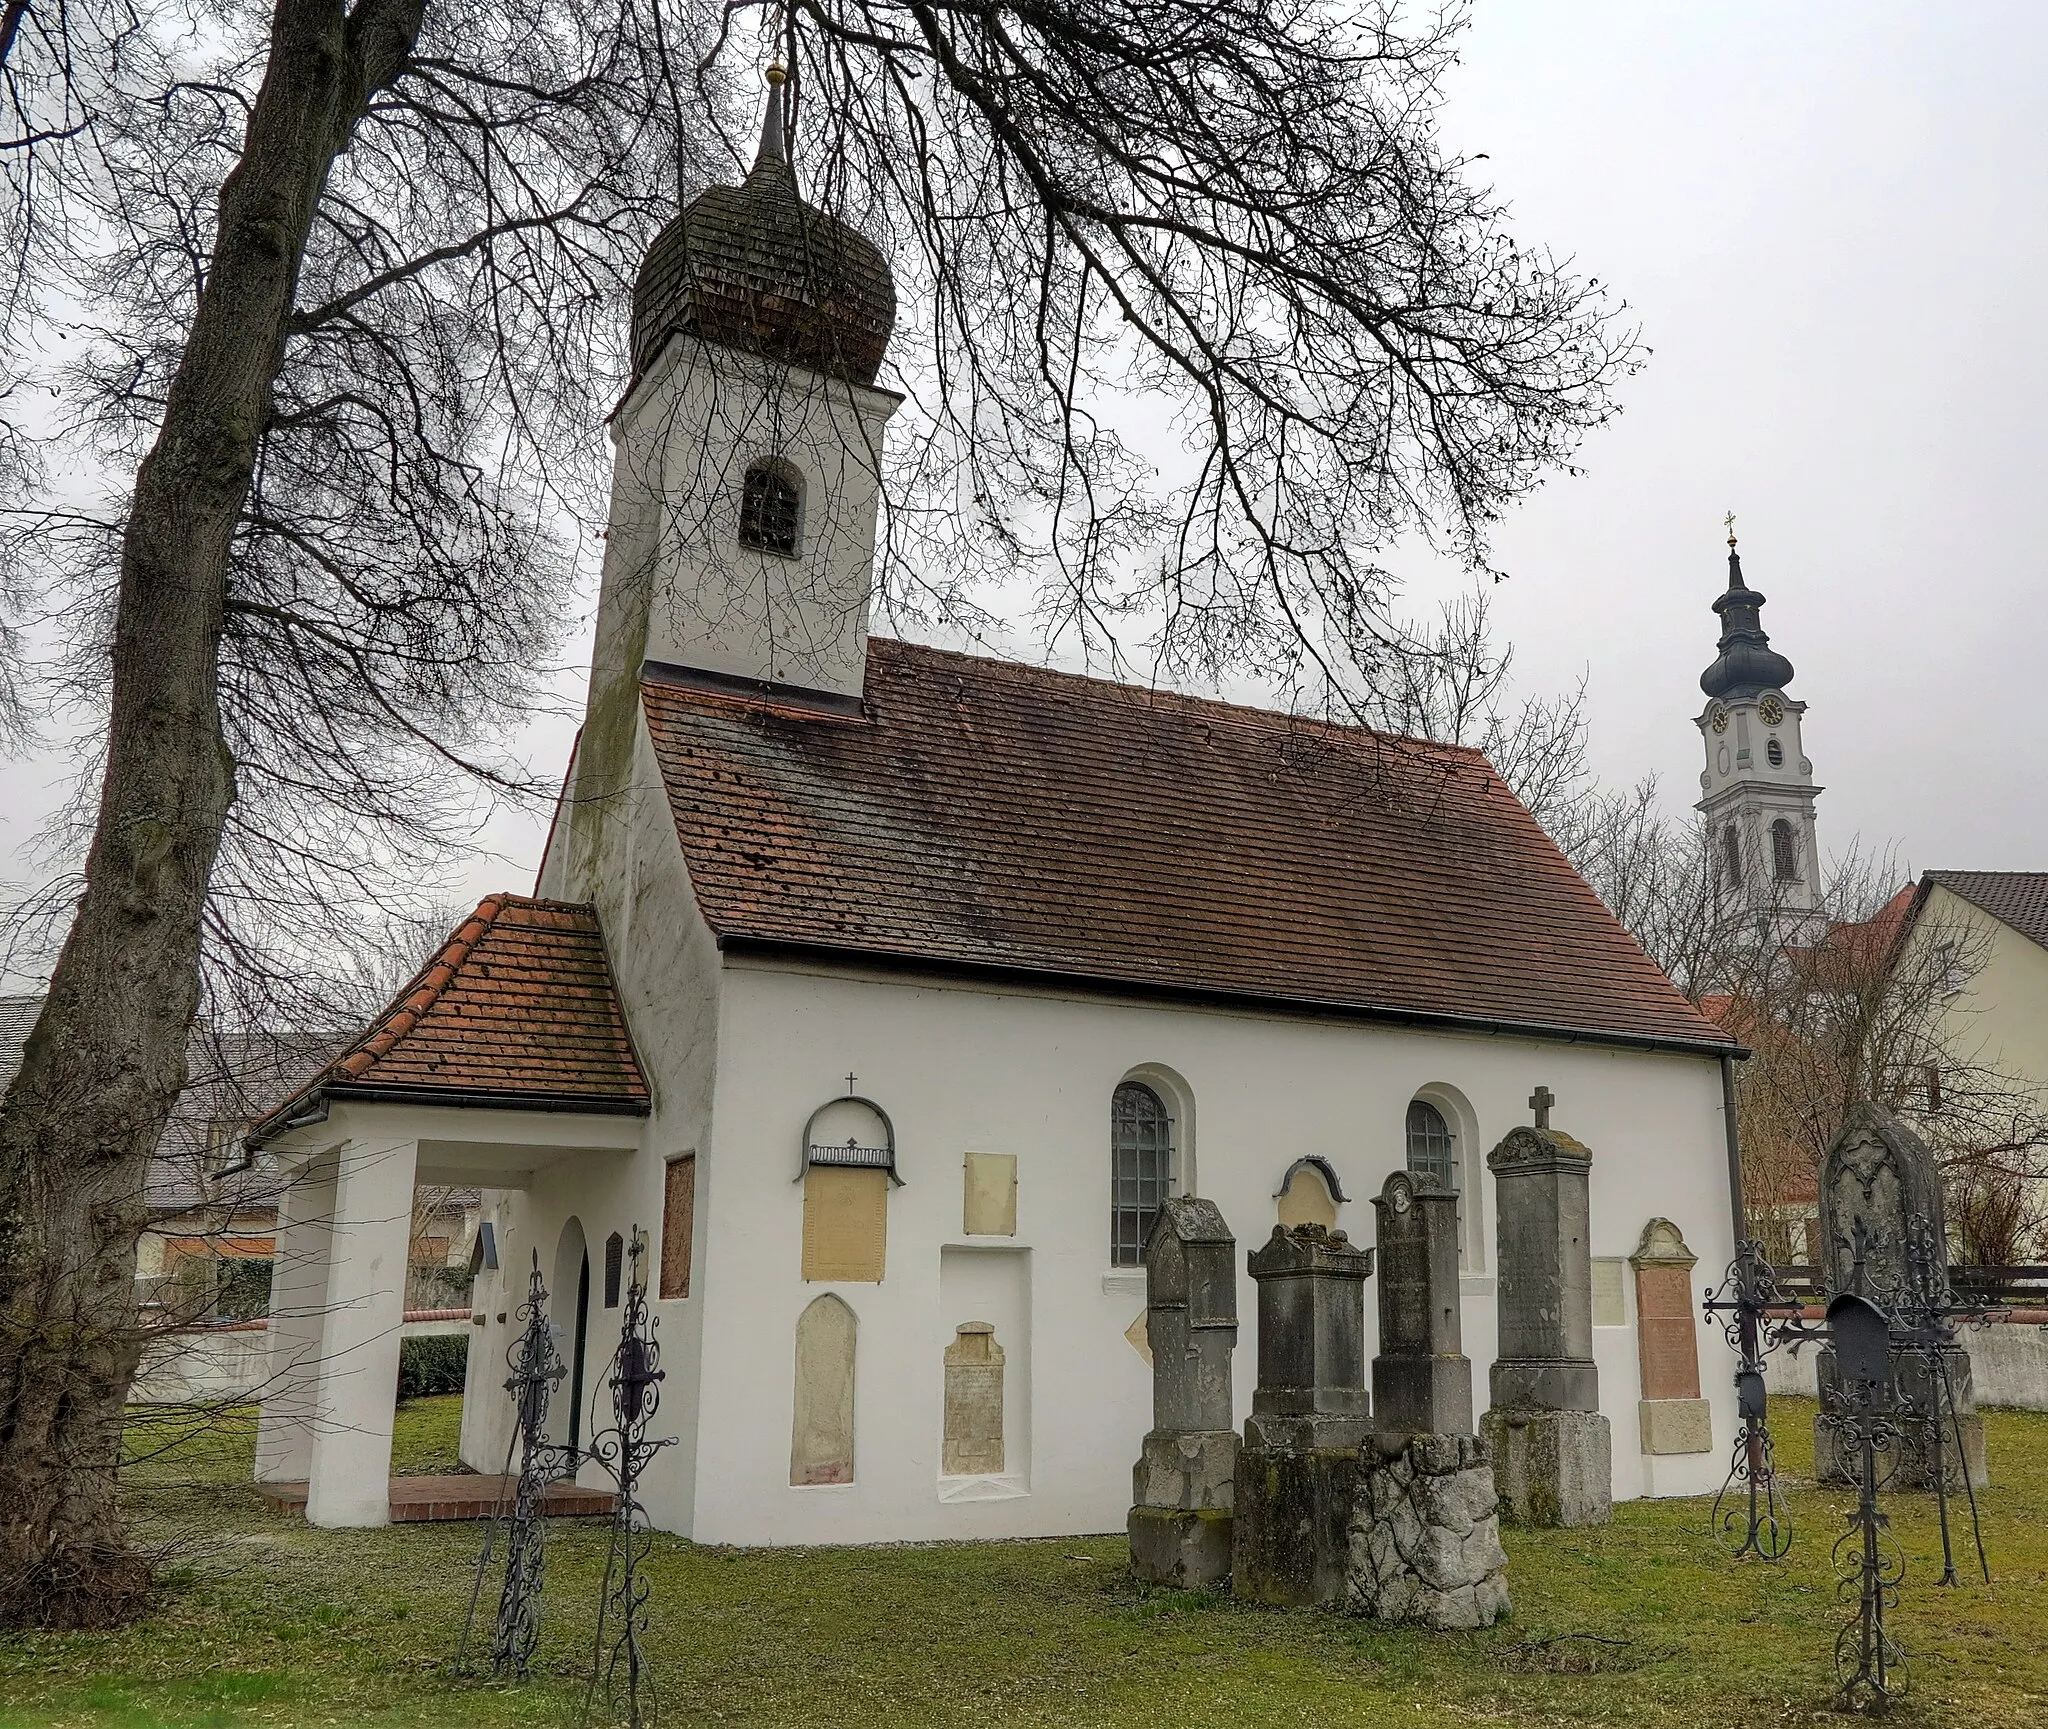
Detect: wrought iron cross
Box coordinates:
(1528, 1085, 1554, 1130)
(1724, 510, 1737, 543)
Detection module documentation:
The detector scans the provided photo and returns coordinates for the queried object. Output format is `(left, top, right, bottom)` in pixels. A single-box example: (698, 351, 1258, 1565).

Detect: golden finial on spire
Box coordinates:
(766, 60, 786, 86)
(1724, 510, 1738, 547)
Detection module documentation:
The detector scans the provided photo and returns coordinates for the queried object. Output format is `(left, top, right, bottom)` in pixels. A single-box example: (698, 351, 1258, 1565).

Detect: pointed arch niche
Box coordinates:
(790, 1293, 858, 1486)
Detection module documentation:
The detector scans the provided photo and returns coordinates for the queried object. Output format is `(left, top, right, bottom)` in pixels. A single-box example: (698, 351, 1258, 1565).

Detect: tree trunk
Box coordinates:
(0, 0, 420, 1630)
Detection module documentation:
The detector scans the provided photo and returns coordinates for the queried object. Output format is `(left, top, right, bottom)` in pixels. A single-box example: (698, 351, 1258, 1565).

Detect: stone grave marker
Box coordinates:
(1128, 1196, 1240, 1587)
(1631, 1219, 1713, 1456)
(1347, 1170, 1508, 1629)
(1232, 1222, 1374, 1606)
(1478, 1087, 1612, 1527)
(1815, 1103, 1987, 1488)
(942, 1322, 1005, 1474)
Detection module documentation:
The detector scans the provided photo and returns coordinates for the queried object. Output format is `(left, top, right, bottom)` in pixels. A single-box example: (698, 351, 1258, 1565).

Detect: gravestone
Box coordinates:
(1814, 1104, 1988, 1489)
(1128, 1197, 1240, 1587)
(1348, 1171, 1508, 1629)
(1370, 1170, 1472, 1443)
(790, 1293, 857, 1486)
(1232, 1222, 1375, 1606)
(1477, 1087, 1612, 1527)
(1631, 1219, 1713, 1456)
(943, 1322, 1005, 1475)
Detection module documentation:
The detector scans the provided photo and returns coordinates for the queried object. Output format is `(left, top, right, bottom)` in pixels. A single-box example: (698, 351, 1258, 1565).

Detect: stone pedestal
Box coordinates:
(1129, 1197, 1240, 1587)
(1232, 1223, 1375, 1605)
(1481, 1407, 1612, 1528)
(1348, 1434, 1509, 1629)
(1485, 1110, 1611, 1527)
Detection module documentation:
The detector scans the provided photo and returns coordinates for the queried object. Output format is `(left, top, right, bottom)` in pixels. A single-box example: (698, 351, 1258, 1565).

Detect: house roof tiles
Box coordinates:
(1922, 871, 2048, 955)
(249, 894, 648, 1141)
(642, 639, 1733, 1053)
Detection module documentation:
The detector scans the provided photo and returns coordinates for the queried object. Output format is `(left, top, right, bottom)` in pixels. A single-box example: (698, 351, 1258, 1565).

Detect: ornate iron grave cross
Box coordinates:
(1703, 1221, 1999, 1715)
(456, 1251, 569, 1682)
(582, 1226, 679, 1729)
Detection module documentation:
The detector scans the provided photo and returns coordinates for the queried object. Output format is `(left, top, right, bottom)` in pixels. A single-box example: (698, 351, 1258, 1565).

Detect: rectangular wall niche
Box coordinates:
(937, 1246, 1030, 1499)
(962, 1152, 1017, 1236)
(802, 1165, 889, 1282)
(661, 1155, 695, 1300)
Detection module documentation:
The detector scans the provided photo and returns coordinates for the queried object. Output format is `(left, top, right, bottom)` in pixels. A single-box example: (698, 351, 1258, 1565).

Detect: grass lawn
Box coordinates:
(1, 1397, 2045, 1727)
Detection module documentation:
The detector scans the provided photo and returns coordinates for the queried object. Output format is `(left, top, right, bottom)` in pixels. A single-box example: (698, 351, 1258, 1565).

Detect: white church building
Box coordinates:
(248, 74, 1745, 1541)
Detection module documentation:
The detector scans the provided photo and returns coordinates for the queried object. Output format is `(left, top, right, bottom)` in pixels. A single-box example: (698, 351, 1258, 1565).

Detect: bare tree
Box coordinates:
(0, 0, 1636, 1624)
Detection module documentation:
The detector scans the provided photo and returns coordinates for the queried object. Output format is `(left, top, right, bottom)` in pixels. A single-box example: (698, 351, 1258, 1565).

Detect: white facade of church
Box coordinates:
(249, 79, 1745, 1541)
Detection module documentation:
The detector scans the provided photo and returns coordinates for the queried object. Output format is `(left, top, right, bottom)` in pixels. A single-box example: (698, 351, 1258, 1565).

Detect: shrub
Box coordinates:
(396, 1333, 469, 1401)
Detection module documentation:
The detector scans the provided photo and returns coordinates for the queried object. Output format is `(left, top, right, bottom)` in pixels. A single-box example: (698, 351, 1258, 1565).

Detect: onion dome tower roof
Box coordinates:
(630, 68, 895, 387)
(1699, 536, 1795, 700)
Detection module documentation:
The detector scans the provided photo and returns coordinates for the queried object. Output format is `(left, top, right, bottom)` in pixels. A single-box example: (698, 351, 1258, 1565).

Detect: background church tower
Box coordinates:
(1694, 528, 1823, 930)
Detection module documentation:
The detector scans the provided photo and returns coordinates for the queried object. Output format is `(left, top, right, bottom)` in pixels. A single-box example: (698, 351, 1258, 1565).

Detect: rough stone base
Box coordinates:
(1815, 1409, 1989, 1491)
(1129, 1505, 1233, 1588)
(1133, 1429, 1239, 1511)
(1231, 1444, 1359, 1606)
(1638, 1397, 1714, 1456)
(1480, 1407, 1612, 1527)
(1347, 1434, 1509, 1629)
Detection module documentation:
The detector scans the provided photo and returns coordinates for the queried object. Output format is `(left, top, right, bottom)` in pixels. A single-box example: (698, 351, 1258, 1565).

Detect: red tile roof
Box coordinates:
(643, 640, 1734, 1053)
(250, 895, 648, 1142)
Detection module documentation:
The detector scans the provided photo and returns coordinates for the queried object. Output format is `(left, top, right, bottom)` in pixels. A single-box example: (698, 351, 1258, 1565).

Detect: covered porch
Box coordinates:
(242, 893, 649, 1527)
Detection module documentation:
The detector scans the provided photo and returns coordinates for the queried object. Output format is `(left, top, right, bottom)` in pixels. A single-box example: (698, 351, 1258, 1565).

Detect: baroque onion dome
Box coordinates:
(1699, 536, 1795, 700)
(630, 67, 896, 387)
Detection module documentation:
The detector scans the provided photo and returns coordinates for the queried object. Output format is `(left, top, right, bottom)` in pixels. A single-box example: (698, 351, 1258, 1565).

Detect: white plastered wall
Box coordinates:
(460, 706, 721, 1525)
(681, 957, 1740, 1545)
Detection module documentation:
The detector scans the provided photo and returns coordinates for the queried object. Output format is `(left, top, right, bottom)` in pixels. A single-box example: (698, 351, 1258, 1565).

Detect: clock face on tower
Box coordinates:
(1709, 705, 1729, 734)
(1758, 694, 1785, 725)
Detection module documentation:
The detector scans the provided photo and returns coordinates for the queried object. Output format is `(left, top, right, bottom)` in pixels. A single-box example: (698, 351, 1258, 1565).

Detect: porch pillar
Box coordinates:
(305, 1136, 419, 1528)
(253, 1154, 337, 1483)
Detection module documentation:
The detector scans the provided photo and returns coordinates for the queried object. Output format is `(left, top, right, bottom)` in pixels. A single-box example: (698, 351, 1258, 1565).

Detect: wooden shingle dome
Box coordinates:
(630, 70, 895, 387)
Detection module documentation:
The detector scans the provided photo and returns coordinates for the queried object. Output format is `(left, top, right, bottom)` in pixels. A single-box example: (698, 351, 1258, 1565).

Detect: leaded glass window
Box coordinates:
(1404, 1099, 1456, 1191)
(738, 461, 801, 555)
(1111, 1081, 1174, 1266)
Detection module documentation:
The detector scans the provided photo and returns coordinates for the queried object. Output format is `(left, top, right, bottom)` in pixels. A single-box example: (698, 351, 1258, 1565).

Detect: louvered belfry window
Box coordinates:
(738, 460, 801, 555)
(1111, 1081, 1174, 1266)
(1405, 1099, 1457, 1191)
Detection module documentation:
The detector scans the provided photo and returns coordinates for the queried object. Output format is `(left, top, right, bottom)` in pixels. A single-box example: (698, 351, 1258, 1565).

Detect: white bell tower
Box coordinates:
(1693, 527, 1823, 932)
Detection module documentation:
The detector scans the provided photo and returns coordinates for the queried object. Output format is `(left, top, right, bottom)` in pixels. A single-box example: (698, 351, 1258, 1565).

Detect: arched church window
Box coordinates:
(1721, 825, 1743, 891)
(1766, 738, 1784, 767)
(1404, 1099, 1456, 1191)
(1110, 1081, 1174, 1266)
(1771, 818, 1798, 881)
(738, 460, 801, 556)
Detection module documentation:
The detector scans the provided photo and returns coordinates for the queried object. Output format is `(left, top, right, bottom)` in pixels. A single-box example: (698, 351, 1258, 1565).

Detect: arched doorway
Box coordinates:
(552, 1217, 591, 1468)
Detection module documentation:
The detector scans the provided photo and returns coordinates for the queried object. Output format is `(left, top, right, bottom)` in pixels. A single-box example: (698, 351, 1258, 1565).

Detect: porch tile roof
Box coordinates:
(250, 895, 648, 1142)
(642, 638, 1732, 1052)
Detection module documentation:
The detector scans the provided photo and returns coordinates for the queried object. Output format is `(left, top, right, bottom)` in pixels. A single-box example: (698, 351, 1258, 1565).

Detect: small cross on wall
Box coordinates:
(1528, 1085, 1555, 1130)
(846, 1071, 858, 1096)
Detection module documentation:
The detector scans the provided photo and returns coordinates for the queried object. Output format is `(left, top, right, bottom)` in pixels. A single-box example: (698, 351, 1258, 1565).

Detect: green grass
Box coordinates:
(2, 1397, 2046, 1726)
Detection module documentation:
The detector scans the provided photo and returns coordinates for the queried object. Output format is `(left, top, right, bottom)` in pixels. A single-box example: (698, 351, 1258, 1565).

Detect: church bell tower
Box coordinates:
(1694, 528, 1823, 930)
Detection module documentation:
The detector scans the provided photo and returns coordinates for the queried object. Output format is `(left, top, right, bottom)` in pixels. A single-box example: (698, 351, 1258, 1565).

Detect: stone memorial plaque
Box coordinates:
(1590, 1258, 1627, 1327)
(962, 1151, 1017, 1236)
(802, 1164, 889, 1282)
(1276, 1162, 1339, 1231)
(942, 1322, 1006, 1474)
(1629, 1218, 1710, 1456)
(790, 1294, 857, 1485)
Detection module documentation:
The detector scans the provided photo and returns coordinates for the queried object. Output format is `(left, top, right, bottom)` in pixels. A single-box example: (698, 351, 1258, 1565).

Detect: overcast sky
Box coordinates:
(4, 1, 2044, 930)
